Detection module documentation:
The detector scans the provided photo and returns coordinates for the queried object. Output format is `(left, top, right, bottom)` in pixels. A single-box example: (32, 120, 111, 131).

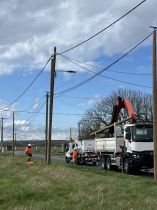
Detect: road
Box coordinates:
(15, 150, 154, 178)
(15, 151, 65, 163)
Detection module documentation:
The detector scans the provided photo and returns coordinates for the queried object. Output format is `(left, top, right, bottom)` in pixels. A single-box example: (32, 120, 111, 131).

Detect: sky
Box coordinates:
(0, 0, 156, 141)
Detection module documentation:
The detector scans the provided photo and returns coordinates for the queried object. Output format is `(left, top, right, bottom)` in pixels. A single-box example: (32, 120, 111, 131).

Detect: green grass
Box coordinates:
(0, 153, 157, 210)
(33, 146, 64, 155)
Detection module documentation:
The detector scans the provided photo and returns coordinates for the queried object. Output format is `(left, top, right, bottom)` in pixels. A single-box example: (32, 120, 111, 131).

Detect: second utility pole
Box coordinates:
(0, 117, 4, 152)
(45, 92, 49, 162)
(12, 111, 15, 157)
(47, 47, 56, 164)
(152, 27, 157, 182)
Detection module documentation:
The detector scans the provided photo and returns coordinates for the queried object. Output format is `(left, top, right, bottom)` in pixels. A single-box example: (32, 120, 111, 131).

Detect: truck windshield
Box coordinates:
(132, 125, 153, 142)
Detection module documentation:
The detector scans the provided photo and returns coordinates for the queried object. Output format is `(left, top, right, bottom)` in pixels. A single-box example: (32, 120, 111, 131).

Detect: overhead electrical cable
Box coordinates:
(0, 109, 84, 116)
(60, 53, 151, 89)
(0, 56, 52, 111)
(24, 101, 46, 127)
(57, 96, 103, 100)
(56, 32, 152, 97)
(59, 0, 146, 54)
(102, 69, 151, 75)
(60, 54, 151, 76)
(59, 31, 152, 76)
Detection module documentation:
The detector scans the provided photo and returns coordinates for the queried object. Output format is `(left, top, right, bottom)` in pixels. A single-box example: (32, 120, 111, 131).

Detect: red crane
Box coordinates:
(91, 96, 137, 136)
(110, 96, 137, 123)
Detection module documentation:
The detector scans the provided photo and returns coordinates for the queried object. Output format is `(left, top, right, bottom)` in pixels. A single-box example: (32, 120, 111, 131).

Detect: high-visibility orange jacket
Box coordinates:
(24, 147, 32, 155)
(72, 150, 78, 158)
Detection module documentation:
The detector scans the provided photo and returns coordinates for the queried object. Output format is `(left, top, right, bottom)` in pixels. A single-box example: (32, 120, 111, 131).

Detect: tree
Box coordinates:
(79, 89, 152, 140)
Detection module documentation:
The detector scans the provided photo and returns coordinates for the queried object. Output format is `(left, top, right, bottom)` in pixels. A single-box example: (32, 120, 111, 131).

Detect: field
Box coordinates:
(0, 153, 157, 210)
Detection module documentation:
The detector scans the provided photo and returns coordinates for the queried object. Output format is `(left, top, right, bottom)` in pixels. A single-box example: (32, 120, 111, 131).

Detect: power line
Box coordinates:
(56, 32, 152, 97)
(53, 112, 84, 116)
(0, 56, 52, 111)
(58, 31, 153, 76)
(59, 0, 146, 54)
(104, 69, 151, 75)
(57, 95, 103, 100)
(24, 101, 46, 127)
(62, 55, 151, 88)
(60, 54, 151, 76)
(58, 31, 152, 76)
(1, 109, 84, 116)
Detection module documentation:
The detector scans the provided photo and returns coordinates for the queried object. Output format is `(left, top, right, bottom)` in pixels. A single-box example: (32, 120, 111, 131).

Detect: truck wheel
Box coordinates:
(123, 158, 130, 174)
(75, 157, 80, 165)
(133, 166, 141, 174)
(106, 156, 111, 170)
(81, 158, 86, 165)
(100, 157, 106, 169)
(65, 157, 69, 163)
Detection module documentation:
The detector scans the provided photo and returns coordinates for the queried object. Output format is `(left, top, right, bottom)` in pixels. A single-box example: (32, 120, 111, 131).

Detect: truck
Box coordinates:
(65, 139, 99, 165)
(90, 97, 153, 173)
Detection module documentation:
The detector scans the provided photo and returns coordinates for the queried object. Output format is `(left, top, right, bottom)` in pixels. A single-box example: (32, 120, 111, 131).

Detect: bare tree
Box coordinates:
(79, 89, 152, 140)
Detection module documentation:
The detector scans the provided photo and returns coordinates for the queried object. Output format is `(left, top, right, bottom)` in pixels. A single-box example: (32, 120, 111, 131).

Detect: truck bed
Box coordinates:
(95, 137, 124, 153)
(81, 139, 95, 153)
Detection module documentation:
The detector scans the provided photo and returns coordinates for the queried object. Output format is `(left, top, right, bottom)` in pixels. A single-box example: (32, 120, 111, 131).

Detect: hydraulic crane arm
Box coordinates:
(110, 96, 137, 124)
(90, 96, 137, 136)
(109, 96, 136, 134)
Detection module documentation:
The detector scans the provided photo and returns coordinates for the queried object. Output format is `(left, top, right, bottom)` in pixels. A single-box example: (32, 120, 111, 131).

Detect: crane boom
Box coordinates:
(90, 96, 137, 136)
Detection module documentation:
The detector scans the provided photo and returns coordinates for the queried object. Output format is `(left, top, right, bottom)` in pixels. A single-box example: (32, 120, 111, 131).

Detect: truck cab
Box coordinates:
(123, 123, 153, 170)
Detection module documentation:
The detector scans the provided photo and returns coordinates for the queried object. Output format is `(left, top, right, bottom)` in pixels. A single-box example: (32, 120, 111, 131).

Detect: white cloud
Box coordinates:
(85, 95, 102, 105)
(15, 120, 27, 126)
(33, 98, 40, 110)
(0, 0, 156, 76)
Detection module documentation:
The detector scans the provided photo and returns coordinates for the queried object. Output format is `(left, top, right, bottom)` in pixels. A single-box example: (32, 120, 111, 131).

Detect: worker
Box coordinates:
(24, 144, 32, 162)
(72, 148, 79, 164)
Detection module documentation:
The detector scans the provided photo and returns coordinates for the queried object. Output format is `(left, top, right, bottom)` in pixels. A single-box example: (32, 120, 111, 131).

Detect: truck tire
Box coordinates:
(75, 158, 80, 165)
(123, 158, 130, 174)
(100, 156, 106, 170)
(92, 162, 96, 166)
(81, 158, 86, 165)
(65, 156, 69, 163)
(106, 156, 111, 170)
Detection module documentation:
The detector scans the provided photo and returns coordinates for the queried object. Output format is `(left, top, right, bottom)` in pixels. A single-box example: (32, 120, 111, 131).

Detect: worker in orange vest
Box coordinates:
(72, 149, 79, 164)
(24, 144, 32, 162)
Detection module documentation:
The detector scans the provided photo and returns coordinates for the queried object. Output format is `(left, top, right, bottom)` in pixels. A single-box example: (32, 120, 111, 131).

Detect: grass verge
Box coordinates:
(0, 153, 157, 210)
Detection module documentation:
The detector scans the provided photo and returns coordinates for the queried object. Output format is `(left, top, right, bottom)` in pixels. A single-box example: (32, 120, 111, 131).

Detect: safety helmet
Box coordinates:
(28, 144, 31, 147)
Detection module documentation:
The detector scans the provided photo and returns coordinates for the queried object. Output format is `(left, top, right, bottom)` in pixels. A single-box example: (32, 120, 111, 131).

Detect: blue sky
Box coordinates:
(0, 0, 156, 141)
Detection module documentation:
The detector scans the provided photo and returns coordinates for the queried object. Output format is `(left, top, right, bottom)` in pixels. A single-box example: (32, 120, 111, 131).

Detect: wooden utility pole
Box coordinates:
(12, 112, 15, 157)
(1, 117, 3, 148)
(47, 47, 56, 164)
(15, 133, 16, 150)
(70, 128, 72, 140)
(152, 27, 157, 182)
(45, 92, 49, 162)
(78, 123, 81, 141)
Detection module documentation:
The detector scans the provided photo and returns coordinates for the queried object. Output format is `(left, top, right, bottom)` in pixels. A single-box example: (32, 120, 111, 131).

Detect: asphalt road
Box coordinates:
(15, 150, 154, 178)
(15, 151, 65, 163)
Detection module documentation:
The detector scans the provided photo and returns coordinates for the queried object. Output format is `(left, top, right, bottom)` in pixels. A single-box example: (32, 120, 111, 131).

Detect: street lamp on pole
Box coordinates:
(56, 70, 77, 74)
(47, 48, 77, 164)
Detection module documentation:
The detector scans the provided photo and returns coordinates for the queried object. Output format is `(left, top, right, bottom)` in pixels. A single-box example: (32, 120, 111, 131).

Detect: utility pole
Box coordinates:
(0, 117, 6, 152)
(78, 123, 80, 141)
(1, 117, 3, 149)
(45, 92, 49, 162)
(47, 47, 56, 164)
(151, 26, 157, 182)
(36, 139, 38, 150)
(12, 112, 15, 157)
(70, 128, 72, 140)
(15, 133, 16, 151)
